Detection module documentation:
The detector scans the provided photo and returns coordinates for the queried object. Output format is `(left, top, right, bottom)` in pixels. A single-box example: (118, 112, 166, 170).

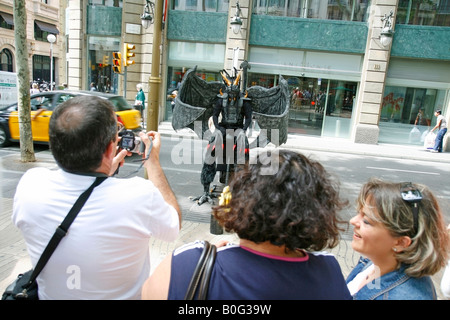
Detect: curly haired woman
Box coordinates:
(142, 150, 352, 300)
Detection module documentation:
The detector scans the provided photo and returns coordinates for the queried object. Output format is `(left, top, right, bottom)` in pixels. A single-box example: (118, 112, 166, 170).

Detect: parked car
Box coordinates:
(0, 90, 142, 147)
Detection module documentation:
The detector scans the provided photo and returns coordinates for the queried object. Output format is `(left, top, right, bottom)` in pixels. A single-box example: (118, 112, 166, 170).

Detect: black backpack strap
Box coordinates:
(24, 176, 107, 288)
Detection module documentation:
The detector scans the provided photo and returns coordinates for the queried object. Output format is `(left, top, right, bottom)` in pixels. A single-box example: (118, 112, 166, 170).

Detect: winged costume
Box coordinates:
(172, 64, 289, 204)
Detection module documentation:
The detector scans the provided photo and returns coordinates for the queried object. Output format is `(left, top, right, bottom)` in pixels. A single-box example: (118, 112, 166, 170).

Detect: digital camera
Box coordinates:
(119, 130, 143, 153)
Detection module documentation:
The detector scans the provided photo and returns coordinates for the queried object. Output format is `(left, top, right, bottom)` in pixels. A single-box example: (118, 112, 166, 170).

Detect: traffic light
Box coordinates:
(124, 43, 135, 66)
(112, 52, 122, 74)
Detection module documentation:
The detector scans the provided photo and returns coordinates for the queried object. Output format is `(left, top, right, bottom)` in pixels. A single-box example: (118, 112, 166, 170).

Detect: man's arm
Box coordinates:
(141, 131, 182, 228)
(432, 118, 442, 132)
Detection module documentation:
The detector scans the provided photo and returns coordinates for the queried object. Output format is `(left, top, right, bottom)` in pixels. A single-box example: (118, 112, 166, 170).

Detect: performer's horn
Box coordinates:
(220, 71, 231, 86)
(233, 72, 241, 86)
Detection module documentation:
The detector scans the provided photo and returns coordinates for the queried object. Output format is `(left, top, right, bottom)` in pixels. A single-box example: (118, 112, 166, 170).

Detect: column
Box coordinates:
(352, 0, 398, 144)
(223, 0, 251, 74)
(67, 0, 84, 90)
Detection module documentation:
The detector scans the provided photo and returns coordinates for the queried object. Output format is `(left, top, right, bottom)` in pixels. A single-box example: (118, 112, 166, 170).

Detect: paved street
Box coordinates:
(1, 122, 449, 299)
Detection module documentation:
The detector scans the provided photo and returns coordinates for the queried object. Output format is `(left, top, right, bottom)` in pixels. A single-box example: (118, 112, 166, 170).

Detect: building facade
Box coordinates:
(163, 0, 450, 149)
(0, 0, 64, 89)
(3, 0, 450, 149)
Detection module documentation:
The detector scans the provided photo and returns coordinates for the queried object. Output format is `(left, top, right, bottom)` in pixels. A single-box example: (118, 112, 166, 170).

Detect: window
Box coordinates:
(0, 12, 14, 30)
(56, 94, 76, 105)
(247, 72, 357, 138)
(33, 55, 54, 84)
(173, 0, 229, 12)
(89, 0, 123, 7)
(0, 49, 13, 72)
(397, 0, 450, 26)
(34, 20, 59, 41)
(87, 36, 120, 93)
(379, 86, 447, 145)
(253, 0, 370, 22)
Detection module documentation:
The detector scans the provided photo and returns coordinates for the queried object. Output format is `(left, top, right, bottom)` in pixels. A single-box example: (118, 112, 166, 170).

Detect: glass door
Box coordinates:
(321, 79, 357, 139)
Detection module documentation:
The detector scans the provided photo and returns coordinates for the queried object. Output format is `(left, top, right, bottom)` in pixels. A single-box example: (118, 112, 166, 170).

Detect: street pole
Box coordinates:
(47, 34, 56, 90)
(49, 43, 53, 90)
(123, 66, 127, 99)
(147, 0, 163, 132)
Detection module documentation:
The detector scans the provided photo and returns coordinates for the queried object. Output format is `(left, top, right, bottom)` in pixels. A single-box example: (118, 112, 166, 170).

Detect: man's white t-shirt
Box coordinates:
(12, 168, 179, 300)
(437, 114, 447, 129)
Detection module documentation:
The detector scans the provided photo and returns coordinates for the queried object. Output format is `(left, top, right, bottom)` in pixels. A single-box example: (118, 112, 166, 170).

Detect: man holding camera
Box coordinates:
(12, 96, 181, 299)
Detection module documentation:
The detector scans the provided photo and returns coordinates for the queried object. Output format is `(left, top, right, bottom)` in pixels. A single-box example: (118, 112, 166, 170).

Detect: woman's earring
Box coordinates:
(393, 247, 398, 252)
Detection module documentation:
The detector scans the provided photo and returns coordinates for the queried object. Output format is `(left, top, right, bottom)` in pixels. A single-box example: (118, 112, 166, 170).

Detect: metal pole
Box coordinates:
(49, 42, 53, 90)
(147, 0, 163, 132)
(123, 66, 127, 99)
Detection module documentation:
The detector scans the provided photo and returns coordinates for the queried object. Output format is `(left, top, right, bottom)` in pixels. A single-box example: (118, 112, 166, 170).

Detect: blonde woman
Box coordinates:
(347, 179, 449, 300)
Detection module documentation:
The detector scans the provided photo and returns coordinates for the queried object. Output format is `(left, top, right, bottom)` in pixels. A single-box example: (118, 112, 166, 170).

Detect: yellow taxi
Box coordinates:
(0, 90, 142, 147)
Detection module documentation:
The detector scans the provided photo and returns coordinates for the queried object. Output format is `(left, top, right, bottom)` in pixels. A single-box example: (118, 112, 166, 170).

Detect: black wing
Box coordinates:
(247, 75, 290, 147)
(172, 67, 224, 139)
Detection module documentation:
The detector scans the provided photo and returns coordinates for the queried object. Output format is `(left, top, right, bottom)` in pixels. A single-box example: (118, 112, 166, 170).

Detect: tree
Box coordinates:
(13, 0, 35, 162)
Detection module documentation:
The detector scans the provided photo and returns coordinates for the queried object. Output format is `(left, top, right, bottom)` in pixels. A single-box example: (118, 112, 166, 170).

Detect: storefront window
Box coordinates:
(379, 86, 447, 145)
(87, 36, 120, 93)
(397, 0, 450, 26)
(173, 0, 229, 12)
(252, 0, 370, 22)
(165, 67, 222, 120)
(89, 0, 123, 7)
(248, 73, 357, 138)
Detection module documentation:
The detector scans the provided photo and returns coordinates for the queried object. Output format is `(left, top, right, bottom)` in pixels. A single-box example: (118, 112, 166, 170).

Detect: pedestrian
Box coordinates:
(430, 109, 447, 153)
(135, 83, 146, 117)
(90, 82, 97, 91)
(346, 178, 449, 300)
(30, 82, 39, 95)
(170, 90, 177, 113)
(12, 96, 181, 299)
(142, 150, 352, 300)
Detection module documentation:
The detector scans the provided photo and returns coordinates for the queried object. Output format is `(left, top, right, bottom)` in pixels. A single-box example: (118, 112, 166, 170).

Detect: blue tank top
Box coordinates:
(168, 241, 352, 300)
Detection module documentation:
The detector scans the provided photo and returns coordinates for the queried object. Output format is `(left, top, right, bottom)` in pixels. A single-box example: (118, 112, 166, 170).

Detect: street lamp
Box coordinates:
(380, 11, 395, 47)
(47, 33, 56, 90)
(141, 0, 155, 29)
(231, 1, 243, 34)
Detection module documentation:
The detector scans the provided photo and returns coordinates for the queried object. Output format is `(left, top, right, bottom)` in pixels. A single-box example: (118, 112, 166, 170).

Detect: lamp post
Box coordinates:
(47, 34, 56, 90)
(145, 0, 162, 132)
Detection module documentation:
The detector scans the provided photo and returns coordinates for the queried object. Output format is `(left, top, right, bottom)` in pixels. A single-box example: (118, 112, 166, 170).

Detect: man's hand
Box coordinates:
(139, 131, 161, 163)
(110, 148, 130, 176)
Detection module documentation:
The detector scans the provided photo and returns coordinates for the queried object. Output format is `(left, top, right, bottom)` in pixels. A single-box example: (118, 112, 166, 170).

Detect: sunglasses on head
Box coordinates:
(400, 182, 423, 236)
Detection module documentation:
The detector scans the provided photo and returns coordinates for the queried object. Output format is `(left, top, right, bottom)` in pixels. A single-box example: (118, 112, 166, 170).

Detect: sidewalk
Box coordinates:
(0, 122, 448, 299)
(158, 120, 450, 163)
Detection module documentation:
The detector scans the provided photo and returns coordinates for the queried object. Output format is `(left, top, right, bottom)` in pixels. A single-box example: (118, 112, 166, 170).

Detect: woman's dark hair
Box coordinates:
(213, 150, 348, 252)
(49, 95, 117, 173)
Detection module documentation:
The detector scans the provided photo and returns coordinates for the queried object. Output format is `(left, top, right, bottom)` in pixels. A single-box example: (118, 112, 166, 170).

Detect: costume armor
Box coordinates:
(172, 62, 290, 206)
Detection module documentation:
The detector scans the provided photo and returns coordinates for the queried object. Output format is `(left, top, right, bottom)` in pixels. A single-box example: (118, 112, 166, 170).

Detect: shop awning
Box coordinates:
(34, 20, 59, 34)
(0, 12, 14, 26)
